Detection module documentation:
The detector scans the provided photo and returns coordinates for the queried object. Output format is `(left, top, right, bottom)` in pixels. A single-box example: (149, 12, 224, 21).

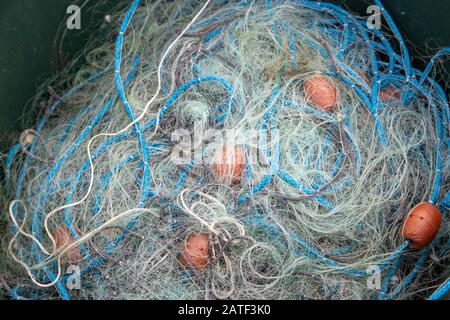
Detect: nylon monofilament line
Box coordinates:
(2, 0, 450, 300)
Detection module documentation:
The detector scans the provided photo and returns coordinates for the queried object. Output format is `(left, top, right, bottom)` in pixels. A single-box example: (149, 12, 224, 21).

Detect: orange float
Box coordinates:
(355, 72, 401, 103)
(379, 86, 401, 102)
(178, 233, 210, 271)
(401, 202, 442, 249)
(304, 74, 337, 112)
(24, 134, 34, 145)
(54, 225, 82, 264)
(213, 146, 244, 185)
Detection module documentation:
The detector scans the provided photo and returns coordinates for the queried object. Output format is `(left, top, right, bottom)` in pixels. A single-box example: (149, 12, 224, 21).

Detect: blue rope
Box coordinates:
(428, 277, 450, 300)
(237, 85, 281, 204)
(113, 0, 152, 207)
(14, 67, 112, 199)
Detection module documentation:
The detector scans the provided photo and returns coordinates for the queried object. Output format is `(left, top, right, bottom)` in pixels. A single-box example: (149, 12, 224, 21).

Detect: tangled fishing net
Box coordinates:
(2, 0, 450, 300)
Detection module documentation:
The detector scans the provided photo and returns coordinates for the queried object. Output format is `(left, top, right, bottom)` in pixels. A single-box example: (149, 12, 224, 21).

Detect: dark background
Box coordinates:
(0, 0, 449, 150)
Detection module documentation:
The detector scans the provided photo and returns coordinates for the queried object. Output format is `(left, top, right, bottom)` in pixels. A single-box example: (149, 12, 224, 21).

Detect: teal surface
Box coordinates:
(0, 0, 449, 150)
(0, 0, 114, 150)
(0, 1, 71, 149)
